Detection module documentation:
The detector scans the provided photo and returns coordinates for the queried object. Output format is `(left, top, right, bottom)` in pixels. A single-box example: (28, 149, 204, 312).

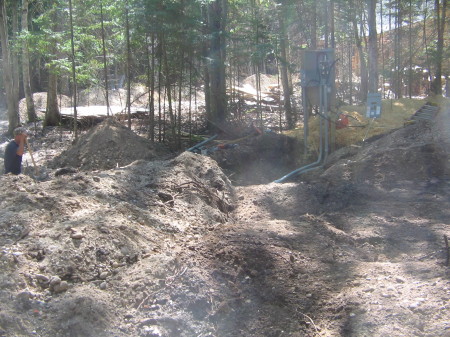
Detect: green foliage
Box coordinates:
(3, 0, 445, 107)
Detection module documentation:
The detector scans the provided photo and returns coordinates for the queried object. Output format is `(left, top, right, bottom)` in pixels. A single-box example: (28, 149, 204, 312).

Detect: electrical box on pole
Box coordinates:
(300, 49, 337, 154)
(366, 93, 382, 118)
(300, 49, 336, 108)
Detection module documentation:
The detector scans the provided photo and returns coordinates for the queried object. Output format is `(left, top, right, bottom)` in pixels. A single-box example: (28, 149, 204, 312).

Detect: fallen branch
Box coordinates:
(174, 180, 232, 213)
(297, 310, 320, 336)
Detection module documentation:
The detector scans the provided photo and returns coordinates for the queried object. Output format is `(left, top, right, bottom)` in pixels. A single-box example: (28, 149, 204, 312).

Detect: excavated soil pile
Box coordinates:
(51, 118, 170, 171)
(0, 151, 234, 337)
(310, 117, 450, 212)
(323, 119, 449, 186)
(18, 93, 72, 122)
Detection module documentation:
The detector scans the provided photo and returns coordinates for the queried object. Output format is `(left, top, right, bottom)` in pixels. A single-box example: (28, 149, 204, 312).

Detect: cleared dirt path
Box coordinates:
(186, 107, 450, 336)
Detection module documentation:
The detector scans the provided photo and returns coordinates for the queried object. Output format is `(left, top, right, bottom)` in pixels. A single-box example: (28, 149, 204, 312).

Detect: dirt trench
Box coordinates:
(0, 109, 450, 337)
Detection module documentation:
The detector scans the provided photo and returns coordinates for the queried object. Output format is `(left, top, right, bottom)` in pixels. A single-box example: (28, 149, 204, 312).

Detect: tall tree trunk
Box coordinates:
(311, 2, 317, 48)
(177, 48, 184, 149)
(125, 0, 132, 129)
(380, 0, 385, 97)
(100, 1, 110, 116)
(330, 0, 335, 48)
(423, 0, 433, 91)
(45, 69, 60, 126)
(201, 5, 211, 127)
(12, 2, 20, 113)
(158, 38, 163, 142)
(44, 1, 61, 127)
(348, 30, 353, 105)
(431, 0, 447, 95)
(207, 0, 227, 127)
(408, 0, 412, 98)
(324, 0, 329, 48)
(394, 0, 402, 98)
(162, 43, 175, 131)
(148, 32, 155, 141)
(21, 0, 36, 122)
(68, 0, 78, 141)
(352, 14, 368, 102)
(0, 0, 19, 134)
(278, 0, 294, 129)
(367, 0, 378, 93)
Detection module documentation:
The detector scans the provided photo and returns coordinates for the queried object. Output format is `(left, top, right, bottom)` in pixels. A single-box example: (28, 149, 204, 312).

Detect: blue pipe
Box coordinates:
(274, 115, 324, 183)
(274, 79, 330, 183)
(186, 134, 218, 153)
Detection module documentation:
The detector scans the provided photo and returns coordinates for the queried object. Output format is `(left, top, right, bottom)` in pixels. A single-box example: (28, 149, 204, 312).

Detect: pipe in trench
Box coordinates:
(274, 113, 326, 183)
(274, 81, 330, 183)
(186, 134, 218, 153)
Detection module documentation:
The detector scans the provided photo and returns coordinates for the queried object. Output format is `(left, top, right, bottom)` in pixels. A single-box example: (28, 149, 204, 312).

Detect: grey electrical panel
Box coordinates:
(366, 93, 382, 118)
(301, 49, 335, 87)
(300, 49, 336, 108)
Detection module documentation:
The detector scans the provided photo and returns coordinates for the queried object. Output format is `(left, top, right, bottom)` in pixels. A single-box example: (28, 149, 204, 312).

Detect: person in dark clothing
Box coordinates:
(4, 127, 27, 175)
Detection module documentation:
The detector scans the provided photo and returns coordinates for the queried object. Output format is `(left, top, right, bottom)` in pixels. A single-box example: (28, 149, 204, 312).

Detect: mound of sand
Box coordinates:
(51, 118, 170, 170)
(77, 85, 151, 107)
(242, 74, 278, 92)
(19, 93, 71, 122)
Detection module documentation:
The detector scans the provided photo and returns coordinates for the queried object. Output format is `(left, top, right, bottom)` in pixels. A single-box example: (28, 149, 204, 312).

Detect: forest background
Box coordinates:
(0, 0, 448, 142)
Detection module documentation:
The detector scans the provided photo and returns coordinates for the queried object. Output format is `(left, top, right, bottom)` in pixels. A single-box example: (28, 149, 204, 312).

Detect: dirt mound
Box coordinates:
(242, 74, 278, 92)
(19, 93, 71, 122)
(77, 85, 150, 107)
(321, 119, 450, 188)
(0, 151, 234, 336)
(51, 118, 170, 170)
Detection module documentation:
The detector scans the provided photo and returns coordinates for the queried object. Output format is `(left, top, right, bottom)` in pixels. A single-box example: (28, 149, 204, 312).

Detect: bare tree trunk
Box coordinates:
(177, 48, 184, 149)
(162, 42, 175, 131)
(348, 30, 353, 105)
(68, 0, 78, 141)
(202, 5, 211, 127)
(147, 32, 155, 141)
(423, 0, 433, 92)
(0, 0, 19, 134)
(158, 40, 163, 142)
(324, 0, 329, 48)
(44, 0, 61, 127)
(380, 0, 386, 97)
(125, 0, 132, 129)
(394, 0, 402, 98)
(21, 0, 36, 122)
(45, 70, 60, 126)
(100, 1, 110, 116)
(352, 14, 368, 102)
(311, 2, 317, 48)
(12, 2, 20, 113)
(278, 0, 294, 129)
(330, 0, 335, 48)
(408, 0, 412, 98)
(12, 4, 20, 102)
(207, 0, 228, 128)
(367, 0, 378, 93)
(431, 0, 447, 95)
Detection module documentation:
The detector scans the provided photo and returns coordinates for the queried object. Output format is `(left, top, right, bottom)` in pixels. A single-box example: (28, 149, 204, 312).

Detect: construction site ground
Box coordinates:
(1, 96, 450, 337)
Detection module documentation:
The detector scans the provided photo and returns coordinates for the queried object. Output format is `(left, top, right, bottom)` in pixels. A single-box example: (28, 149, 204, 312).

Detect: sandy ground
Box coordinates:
(0, 99, 450, 337)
